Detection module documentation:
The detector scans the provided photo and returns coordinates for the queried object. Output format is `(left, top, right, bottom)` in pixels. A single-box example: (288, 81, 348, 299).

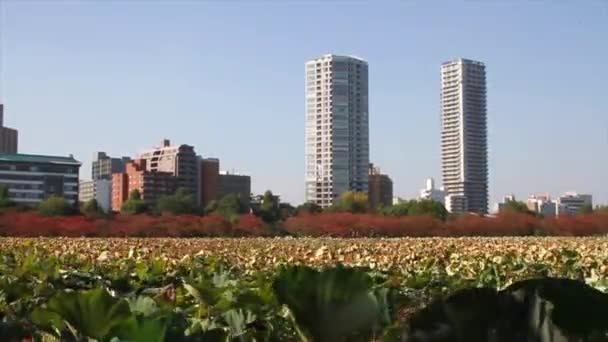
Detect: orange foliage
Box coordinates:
(0, 211, 607, 237)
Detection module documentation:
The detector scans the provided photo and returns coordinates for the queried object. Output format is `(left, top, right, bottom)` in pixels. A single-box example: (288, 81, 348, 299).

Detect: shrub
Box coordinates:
(235, 214, 271, 236)
(38, 196, 74, 217)
(0, 185, 15, 208)
(121, 190, 148, 215)
(156, 188, 196, 215)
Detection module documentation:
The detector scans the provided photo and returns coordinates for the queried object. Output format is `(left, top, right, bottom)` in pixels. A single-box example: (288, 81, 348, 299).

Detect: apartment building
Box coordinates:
(557, 192, 592, 215)
(368, 164, 393, 208)
(111, 159, 176, 211)
(0, 153, 80, 205)
(79, 179, 112, 212)
(526, 194, 557, 217)
(305, 54, 369, 207)
(441, 58, 489, 214)
(139, 139, 200, 205)
(92, 152, 131, 180)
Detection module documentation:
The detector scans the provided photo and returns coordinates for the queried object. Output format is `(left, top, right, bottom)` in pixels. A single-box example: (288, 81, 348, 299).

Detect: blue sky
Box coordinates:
(1, 1, 607, 206)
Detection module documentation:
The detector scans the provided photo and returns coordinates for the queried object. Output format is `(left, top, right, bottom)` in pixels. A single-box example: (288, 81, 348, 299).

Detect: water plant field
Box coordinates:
(0, 237, 606, 340)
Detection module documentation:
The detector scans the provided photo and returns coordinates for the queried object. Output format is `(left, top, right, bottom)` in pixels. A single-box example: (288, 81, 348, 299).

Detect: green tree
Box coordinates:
(329, 191, 369, 213)
(596, 205, 608, 214)
(501, 200, 533, 215)
(258, 190, 281, 223)
(121, 189, 148, 215)
(214, 193, 248, 221)
(379, 199, 448, 220)
(82, 198, 100, 214)
(379, 201, 409, 217)
(156, 188, 195, 215)
(38, 195, 74, 216)
(408, 199, 449, 221)
(0, 185, 14, 208)
(279, 202, 296, 220)
(578, 204, 593, 215)
(295, 202, 323, 215)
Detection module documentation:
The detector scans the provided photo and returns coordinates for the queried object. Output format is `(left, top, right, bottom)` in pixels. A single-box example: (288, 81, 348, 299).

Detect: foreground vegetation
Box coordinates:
(0, 237, 606, 340)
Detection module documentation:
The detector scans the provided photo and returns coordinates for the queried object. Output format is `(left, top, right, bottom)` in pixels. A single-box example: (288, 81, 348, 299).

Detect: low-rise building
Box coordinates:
(111, 159, 177, 212)
(368, 164, 393, 208)
(418, 178, 445, 204)
(496, 194, 517, 213)
(218, 171, 251, 205)
(79, 179, 112, 212)
(557, 192, 592, 215)
(0, 153, 80, 205)
(526, 194, 557, 217)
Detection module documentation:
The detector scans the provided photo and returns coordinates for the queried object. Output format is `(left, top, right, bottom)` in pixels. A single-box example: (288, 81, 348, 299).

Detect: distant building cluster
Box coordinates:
(0, 103, 252, 212)
(496, 192, 593, 216)
(107, 139, 251, 212)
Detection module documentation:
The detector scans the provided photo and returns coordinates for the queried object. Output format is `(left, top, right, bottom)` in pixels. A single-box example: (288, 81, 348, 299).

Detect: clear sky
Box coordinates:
(1, 1, 607, 207)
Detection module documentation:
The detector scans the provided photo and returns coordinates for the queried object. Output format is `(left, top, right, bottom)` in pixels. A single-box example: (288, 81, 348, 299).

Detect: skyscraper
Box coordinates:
(305, 54, 369, 207)
(440, 58, 488, 214)
(0, 104, 18, 154)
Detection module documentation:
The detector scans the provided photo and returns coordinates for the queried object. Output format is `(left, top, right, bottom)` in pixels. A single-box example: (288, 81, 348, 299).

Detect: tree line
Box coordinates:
(0, 185, 604, 224)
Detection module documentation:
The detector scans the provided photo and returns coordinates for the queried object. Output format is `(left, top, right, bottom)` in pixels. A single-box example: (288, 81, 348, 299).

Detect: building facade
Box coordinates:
(496, 194, 517, 213)
(218, 172, 251, 205)
(200, 158, 219, 208)
(368, 164, 393, 208)
(557, 192, 592, 215)
(419, 177, 446, 204)
(441, 58, 489, 214)
(111, 159, 177, 212)
(0, 104, 18, 154)
(92, 152, 131, 180)
(305, 54, 369, 207)
(0, 153, 80, 205)
(526, 194, 557, 217)
(79, 179, 112, 212)
(139, 139, 200, 205)
(445, 194, 467, 214)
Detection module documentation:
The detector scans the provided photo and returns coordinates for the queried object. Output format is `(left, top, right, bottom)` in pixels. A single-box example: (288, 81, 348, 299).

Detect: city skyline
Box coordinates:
(1, 2, 607, 206)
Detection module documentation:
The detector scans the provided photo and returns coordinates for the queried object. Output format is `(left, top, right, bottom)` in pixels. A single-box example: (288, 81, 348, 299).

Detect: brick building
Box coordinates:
(111, 159, 176, 212)
(200, 158, 219, 208)
(368, 163, 393, 208)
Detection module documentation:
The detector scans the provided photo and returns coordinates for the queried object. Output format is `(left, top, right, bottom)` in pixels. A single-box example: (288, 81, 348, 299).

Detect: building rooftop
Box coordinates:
(307, 54, 368, 63)
(0, 153, 81, 165)
(442, 58, 485, 66)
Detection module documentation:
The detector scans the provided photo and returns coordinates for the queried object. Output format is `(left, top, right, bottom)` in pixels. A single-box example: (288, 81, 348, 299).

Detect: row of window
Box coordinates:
(0, 164, 78, 174)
